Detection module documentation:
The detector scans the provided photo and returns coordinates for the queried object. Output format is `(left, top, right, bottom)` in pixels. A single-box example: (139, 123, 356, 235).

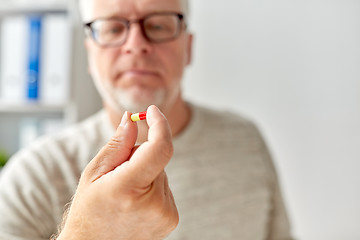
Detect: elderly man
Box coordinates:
(0, 0, 293, 239)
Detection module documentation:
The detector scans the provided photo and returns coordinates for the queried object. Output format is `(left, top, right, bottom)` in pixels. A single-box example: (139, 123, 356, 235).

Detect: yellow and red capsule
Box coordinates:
(130, 111, 147, 122)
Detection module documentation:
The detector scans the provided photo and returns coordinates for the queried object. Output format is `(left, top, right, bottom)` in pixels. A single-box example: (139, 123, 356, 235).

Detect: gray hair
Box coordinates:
(79, 0, 189, 22)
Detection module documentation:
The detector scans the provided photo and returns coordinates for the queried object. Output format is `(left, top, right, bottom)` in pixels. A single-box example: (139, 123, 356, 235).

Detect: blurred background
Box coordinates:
(184, 0, 360, 239)
(0, 0, 359, 239)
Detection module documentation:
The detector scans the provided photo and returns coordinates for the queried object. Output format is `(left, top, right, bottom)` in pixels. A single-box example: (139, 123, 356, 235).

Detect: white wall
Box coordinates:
(183, 0, 360, 239)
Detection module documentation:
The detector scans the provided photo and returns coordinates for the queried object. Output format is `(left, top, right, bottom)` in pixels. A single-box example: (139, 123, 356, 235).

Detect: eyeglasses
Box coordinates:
(84, 12, 186, 48)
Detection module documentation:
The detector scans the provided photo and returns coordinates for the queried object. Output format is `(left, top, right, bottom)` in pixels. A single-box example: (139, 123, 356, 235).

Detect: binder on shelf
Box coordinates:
(27, 15, 42, 101)
(0, 12, 71, 107)
(40, 13, 70, 105)
(18, 117, 64, 148)
(18, 118, 39, 148)
(0, 16, 28, 104)
(40, 118, 64, 136)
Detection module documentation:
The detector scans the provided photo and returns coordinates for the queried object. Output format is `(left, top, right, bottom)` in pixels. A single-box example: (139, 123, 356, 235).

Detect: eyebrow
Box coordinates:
(102, 9, 180, 20)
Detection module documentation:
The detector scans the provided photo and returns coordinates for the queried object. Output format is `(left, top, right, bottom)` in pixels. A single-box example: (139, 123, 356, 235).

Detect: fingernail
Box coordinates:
(120, 111, 128, 127)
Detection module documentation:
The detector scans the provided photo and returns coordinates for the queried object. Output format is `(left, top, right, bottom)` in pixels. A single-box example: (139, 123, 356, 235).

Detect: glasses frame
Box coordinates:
(84, 11, 186, 48)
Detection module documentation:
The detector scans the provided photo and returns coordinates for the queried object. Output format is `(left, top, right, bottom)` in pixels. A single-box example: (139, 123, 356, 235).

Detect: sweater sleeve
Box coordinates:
(0, 146, 63, 240)
(267, 173, 294, 240)
(0, 111, 107, 240)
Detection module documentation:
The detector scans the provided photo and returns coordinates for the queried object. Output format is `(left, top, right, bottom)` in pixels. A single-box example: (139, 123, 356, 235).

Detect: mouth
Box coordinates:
(115, 69, 162, 89)
(120, 69, 160, 78)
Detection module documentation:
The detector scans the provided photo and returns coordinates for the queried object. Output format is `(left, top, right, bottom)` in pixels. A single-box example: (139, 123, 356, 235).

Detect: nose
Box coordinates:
(122, 23, 152, 55)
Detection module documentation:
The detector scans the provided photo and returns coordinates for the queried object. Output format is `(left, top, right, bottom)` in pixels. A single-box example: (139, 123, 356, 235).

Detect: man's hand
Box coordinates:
(56, 105, 178, 240)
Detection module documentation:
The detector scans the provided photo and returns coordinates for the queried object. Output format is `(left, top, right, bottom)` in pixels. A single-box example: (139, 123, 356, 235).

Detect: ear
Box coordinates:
(84, 38, 93, 74)
(84, 38, 92, 52)
(185, 33, 193, 66)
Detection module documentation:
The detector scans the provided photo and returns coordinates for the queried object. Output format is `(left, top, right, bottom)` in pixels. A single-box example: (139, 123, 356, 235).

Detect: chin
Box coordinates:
(92, 73, 166, 113)
(111, 88, 166, 113)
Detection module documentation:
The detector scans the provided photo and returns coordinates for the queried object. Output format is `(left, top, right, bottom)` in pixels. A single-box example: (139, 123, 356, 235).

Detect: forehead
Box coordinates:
(87, 0, 183, 20)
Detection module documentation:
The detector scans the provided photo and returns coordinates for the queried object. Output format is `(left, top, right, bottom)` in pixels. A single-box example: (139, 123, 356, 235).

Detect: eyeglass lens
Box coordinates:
(90, 14, 181, 46)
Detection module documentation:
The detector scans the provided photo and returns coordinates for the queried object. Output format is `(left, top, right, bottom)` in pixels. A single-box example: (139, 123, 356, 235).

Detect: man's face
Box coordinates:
(85, 0, 192, 113)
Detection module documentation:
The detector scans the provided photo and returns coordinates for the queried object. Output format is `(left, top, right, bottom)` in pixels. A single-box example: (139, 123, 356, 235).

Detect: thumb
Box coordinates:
(113, 105, 174, 188)
(82, 111, 138, 183)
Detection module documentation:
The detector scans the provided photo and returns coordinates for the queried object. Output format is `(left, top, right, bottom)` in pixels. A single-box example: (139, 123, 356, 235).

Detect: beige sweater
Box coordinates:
(0, 104, 293, 240)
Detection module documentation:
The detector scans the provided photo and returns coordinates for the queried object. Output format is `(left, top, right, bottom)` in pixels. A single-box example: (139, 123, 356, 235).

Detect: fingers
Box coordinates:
(67, 106, 177, 240)
(82, 105, 173, 191)
(114, 105, 174, 188)
(83, 111, 138, 183)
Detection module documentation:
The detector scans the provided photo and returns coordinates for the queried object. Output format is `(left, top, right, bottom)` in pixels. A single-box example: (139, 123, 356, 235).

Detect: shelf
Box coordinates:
(0, 103, 68, 113)
(0, 0, 102, 156)
(0, 1, 68, 15)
